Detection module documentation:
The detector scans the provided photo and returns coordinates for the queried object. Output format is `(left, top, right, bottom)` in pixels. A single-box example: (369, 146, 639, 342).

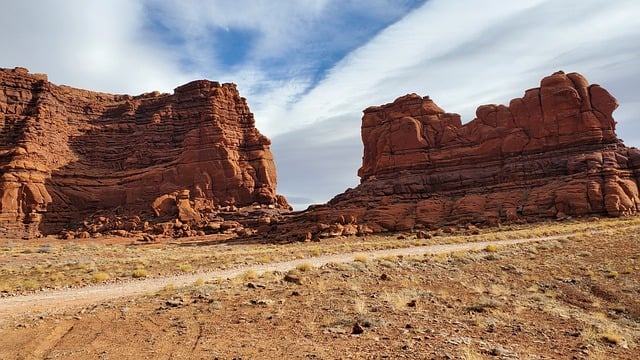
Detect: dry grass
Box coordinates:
(1, 215, 640, 359)
(606, 270, 619, 279)
(354, 254, 369, 263)
(179, 264, 193, 272)
(0, 216, 638, 296)
(132, 269, 148, 278)
(381, 289, 419, 311)
(91, 272, 110, 282)
(600, 328, 624, 345)
(22, 279, 39, 291)
(241, 269, 259, 280)
(296, 262, 313, 272)
(353, 298, 367, 314)
(484, 244, 499, 252)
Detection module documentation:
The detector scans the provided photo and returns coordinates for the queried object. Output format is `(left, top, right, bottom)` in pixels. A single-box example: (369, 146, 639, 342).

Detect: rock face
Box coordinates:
(269, 71, 640, 241)
(0, 67, 288, 238)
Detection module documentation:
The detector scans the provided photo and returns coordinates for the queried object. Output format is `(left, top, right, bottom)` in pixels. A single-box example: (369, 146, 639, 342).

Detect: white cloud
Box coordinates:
(138, 0, 427, 134)
(141, 0, 333, 73)
(2, 0, 638, 210)
(271, 117, 362, 209)
(283, 0, 640, 130)
(268, 0, 640, 207)
(0, 0, 189, 94)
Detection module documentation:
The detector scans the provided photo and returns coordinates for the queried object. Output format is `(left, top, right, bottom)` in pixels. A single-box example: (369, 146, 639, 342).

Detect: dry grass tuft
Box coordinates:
(255, 255, 272, 264)
(381, 289, 418, 311)
(22, 279, 40, 291)
(606, 270, 619, 279)
(296, 262, 314, 272)
(132, 269, 148, 278)
(461, 346, 485, 360)
(353, 298, 367, 314)
(179, 264, 193, 272)
(599, 328, 624, 345)
(242, 269, 259, 280)
(161, 283, 175, 293)
(484, 244, 499, 253)
(91, 272, 110, 282)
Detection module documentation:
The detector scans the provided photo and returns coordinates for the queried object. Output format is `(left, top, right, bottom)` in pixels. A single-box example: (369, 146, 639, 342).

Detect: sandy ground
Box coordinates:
(0, 220, 638, 359)
(0, 236, 560, 320)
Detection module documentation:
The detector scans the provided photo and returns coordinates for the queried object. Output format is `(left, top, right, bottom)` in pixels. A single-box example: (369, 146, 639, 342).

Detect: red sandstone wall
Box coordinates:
(0, 67, 288, 237)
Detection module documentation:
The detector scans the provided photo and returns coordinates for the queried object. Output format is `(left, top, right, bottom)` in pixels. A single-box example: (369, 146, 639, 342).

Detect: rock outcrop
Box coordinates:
(267, 71, 640, 241)
(0, 67, 289, 238)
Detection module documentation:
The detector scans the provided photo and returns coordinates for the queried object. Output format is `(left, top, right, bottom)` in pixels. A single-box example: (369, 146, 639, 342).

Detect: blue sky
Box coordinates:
(2, 0, 639, 209)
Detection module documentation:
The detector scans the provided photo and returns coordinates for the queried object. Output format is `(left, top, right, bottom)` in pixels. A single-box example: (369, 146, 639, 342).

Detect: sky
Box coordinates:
(2, 0, 639, 209)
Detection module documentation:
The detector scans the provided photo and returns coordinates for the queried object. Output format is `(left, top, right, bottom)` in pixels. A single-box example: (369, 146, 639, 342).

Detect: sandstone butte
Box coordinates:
(0, 67, 289, 239)
(265, 71, 640, 242)
(2, 68, 639, 242)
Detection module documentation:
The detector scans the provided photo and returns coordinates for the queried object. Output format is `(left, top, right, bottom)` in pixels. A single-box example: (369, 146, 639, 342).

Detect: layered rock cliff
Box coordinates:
(268, 71, 640, 241)
(0, 67, 288, 238)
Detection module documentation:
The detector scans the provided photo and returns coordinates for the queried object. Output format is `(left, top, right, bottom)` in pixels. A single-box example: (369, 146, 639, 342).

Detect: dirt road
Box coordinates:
(0, 236, 562, 320)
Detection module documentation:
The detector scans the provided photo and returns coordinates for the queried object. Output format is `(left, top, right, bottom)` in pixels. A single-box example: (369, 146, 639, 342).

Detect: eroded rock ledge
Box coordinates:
(0, 67, 289, 238)
(267, 71, 640, 241)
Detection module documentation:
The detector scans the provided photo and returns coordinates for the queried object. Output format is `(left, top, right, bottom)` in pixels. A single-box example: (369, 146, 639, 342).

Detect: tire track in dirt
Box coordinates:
(0, 235, 565, 321)
(30, 322, 75, 358)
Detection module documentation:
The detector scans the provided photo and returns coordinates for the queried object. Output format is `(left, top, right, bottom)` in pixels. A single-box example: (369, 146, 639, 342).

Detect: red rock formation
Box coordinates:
(0, 67, 289, 238)
(268, 71, 640, 241)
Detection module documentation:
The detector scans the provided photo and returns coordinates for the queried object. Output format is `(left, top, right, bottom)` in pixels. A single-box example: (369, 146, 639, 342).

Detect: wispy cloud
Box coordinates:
(285, 0, 640, 129)
(138, 0, 427, 133)
(1, 0, 638, 210)
(142, 0, 424, 74)
(271, 117, 362, 209)
(0, 0, 189, 94)
(271, 0, 640, 207)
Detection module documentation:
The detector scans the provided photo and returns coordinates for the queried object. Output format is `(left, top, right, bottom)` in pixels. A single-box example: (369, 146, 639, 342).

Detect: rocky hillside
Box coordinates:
(0, 67, 288, 238)
(269, 71, 640, 241)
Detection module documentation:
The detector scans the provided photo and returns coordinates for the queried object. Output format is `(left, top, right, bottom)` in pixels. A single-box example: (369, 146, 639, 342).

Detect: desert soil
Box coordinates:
(0, 237, 557, 320)
(0, 218, 639, 359)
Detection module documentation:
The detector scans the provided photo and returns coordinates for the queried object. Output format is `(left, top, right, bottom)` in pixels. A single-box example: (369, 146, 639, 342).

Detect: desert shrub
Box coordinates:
(50, 272, 65, 282)
(62, 242, 81, 251)
(242, 269, 259, 280)
(37, 244, 53, 253)
(381, 289, 418, 311)
(255, 255, 271, 264)
(179, 264, 193, 272)
(23, 279, 40, 290)
(600, 328, 623, 345)
(353, 298, 367, 314)
(132, 268, 148, 278)
(92, 272, 110, 282)
(606, 270, 619, 279)
(467, 297, 503, 313)
(354, 254, 369, 263)
(484, 244, 499, 253)
(296, 262, 313, 272)
(379, 254, 397, 263)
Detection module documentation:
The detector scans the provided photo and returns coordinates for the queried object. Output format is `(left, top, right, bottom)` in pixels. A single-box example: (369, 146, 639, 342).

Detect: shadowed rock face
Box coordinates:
(0, 67, 288, 237)
(268, 71, 640, 241)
